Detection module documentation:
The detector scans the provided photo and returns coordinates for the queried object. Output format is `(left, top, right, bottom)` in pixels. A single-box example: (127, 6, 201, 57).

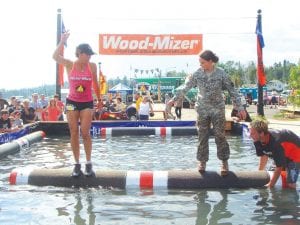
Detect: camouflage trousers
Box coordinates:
(196, 107, 230, 162)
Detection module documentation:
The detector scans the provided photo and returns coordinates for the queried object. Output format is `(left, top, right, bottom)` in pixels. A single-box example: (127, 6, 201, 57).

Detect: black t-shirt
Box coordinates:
(21, 107, 36, 124)
(254, 129, 300, 167)
(0, 118, 12, 129)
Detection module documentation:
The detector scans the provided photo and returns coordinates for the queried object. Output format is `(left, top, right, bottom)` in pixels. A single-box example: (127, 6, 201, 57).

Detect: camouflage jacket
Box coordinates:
(175, 67, 243, 111)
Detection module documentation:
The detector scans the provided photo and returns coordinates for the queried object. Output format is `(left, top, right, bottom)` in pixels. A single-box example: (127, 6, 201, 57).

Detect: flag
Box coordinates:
(256, 13, 266, 86)
(99, 70, 107, 95)
(58, 21, 67, 87)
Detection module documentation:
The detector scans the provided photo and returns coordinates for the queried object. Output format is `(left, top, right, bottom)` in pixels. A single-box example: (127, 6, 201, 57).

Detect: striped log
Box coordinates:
(100, 127, 198, 137)
(0, 131, 45, 159)
(9, 168, 270, 189)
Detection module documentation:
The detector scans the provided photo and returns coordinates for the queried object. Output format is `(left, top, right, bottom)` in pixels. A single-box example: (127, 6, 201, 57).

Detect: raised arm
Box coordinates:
(52, 32, 73, 69)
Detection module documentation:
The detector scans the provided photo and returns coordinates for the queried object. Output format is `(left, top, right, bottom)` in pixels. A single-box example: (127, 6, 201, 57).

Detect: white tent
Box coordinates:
(108, 83, 133, 94)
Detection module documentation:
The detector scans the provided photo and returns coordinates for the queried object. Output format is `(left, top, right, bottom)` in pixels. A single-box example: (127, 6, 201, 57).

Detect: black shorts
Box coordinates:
(66, 98, 93, 111)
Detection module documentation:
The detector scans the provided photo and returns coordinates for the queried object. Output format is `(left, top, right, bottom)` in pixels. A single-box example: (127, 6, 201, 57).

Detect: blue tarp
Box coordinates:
(0, 126, 30, 144)
(90, 120, 196, 136)
(91, 120, 196, 128)
(32, 121, 196, 136)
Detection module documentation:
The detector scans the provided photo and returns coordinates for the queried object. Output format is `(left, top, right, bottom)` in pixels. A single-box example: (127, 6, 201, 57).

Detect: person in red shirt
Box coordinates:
(53, 31, 100, 177)
(249, 119, 300, 188)
(54, 94, 65, 121)
(44, 98, 62, 121)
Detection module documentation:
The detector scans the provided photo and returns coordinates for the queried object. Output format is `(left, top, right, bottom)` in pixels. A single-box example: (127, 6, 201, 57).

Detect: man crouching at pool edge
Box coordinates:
(249, 118, 300, 188)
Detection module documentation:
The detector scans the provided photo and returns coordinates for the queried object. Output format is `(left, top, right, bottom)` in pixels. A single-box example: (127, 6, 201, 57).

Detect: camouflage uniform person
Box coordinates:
(172, 50, 245, 176)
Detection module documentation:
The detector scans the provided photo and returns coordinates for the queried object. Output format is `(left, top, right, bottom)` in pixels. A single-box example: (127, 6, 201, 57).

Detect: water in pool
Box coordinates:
(0, 135, 299, 225)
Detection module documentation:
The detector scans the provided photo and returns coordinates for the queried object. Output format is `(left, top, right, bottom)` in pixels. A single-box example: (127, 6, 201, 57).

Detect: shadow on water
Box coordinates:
(48, 187, 300, 225)
(252, 188, 300, 225)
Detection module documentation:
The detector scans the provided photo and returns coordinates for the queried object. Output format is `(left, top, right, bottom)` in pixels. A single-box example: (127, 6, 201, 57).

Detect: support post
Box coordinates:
(55, 9, 62, 99)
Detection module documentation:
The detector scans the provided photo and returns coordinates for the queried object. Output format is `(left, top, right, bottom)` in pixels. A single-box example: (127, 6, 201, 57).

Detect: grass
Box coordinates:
(273, 111, 300, 121)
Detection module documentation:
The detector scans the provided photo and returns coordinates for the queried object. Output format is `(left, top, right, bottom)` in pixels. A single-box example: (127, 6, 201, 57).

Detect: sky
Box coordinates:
(1, 0, 300, 90)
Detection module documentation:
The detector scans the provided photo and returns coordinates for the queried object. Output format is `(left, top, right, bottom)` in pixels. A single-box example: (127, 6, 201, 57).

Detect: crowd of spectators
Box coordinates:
(93, 95, 128, 120)
(1, 91, 187, 134)
(0, 93, 65, 134)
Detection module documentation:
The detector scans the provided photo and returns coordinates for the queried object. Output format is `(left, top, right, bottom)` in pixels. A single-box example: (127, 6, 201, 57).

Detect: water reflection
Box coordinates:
(253, 188, 300, 224)
(60, 191, 97, 225)
(195, 190, 233, 225)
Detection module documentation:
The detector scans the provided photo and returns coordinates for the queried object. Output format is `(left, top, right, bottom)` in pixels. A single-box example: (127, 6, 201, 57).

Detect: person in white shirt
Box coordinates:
(138, 96, 154, 120)
(30, 93, 43, 120)
(115, 97, 126, 112)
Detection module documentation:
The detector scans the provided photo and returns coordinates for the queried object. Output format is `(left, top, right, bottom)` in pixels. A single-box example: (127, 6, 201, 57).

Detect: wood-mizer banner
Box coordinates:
(99, 34, 202, 55)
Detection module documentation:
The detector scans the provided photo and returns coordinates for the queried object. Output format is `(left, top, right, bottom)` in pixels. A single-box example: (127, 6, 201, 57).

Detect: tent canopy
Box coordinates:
(173, 84, 197, 102)
(108, 83, 133, 94)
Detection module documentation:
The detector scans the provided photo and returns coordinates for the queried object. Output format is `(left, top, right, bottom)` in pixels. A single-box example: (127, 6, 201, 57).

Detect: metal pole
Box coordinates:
(55, 9, 62, 100)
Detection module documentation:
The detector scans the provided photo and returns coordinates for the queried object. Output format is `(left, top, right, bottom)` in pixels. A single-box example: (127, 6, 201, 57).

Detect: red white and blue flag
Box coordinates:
(256, 13, 266, 86)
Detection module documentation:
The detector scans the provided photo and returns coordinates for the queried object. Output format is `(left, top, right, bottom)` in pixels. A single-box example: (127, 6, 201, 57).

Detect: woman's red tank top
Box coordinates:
(68, 63, 93, 102)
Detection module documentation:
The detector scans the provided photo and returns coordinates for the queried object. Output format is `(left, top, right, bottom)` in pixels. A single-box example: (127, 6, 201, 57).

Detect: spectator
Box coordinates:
(8, 96, 17, 114)
(165, 98, 176, 120)
(21, 99, 37, 124)
(0, 98, 9, 110)
(231, 106, 252, 122)
(11, 110, 23, 128)
(135, 93, 143, 119)
(138, 96, 154, 120)
(175, 97, 184, 120)
(39, 94, 48, 109)
(246, 93, 252, 105)
(54, 94, 65, 121)
(43, 98, 62, 121)
(263, 91, 268, 106)
(270, 90, 278, 109)
(164, 93, 171, 104)
(30, 93, 43, 120)
(135, 93, 143, 110)
(0, 109, 13, 133)
(15, 99, 23, 111)
(108, 99, 117, 112)
(115, 97, 126, 112)
(93, 98, 106, 120)
(0, 109, 19, 133)
(240, 93, 247, 109)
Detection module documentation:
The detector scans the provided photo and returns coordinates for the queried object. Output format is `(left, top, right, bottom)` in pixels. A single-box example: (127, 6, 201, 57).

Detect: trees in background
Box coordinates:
(288, 64, 300, 108)
(1, 60, 298, 99)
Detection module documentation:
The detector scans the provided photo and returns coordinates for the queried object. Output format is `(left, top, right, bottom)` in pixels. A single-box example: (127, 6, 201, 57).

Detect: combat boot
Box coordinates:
(198, 161, 206, 174)
(220, 160, 229, 177)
